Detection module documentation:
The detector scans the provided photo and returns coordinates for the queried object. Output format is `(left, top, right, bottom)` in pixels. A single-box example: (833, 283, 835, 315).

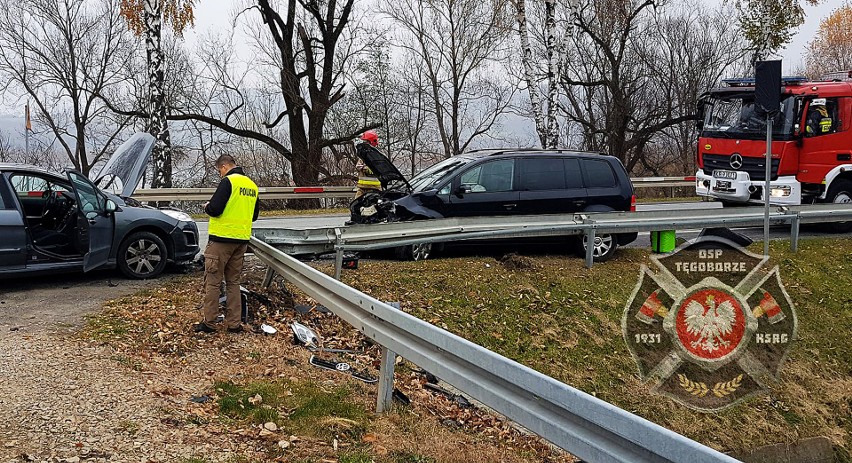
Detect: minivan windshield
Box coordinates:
(408, 157, 469, 192)
(701, 93, 799, 141)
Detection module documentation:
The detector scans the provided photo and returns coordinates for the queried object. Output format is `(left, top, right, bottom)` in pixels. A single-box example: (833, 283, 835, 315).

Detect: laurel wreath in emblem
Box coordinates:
(677, 374, 709, 397)
(677, 373, 744, 398)
(711, 374, 744, 397)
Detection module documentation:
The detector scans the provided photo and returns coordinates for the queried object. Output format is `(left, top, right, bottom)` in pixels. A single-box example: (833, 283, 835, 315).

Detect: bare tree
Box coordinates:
(637, 1, 750, 174)
(384, 0, 516, 158)
(0, 0, 134, 175)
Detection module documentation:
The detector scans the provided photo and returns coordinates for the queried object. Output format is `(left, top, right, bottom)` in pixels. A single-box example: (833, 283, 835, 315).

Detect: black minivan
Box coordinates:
(350, 147, 637, 261)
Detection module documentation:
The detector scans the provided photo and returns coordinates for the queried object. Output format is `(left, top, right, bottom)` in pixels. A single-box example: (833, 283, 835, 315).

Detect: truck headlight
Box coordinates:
(770, 186, 792, 198)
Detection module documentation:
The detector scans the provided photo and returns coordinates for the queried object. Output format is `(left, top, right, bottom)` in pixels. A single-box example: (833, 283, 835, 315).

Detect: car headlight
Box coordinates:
(161, 209, 194, 222)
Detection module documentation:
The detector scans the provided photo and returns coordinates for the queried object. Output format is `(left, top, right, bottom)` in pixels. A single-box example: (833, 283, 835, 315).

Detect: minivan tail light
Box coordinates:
(630, 194, 637, 212)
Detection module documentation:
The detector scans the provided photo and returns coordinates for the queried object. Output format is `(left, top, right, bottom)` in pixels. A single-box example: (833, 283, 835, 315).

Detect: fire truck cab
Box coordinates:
(695, 73, 852, 209)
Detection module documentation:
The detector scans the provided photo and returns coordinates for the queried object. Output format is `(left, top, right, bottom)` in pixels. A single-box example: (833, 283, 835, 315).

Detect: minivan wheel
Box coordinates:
(577, 234, 618, 262)
(394, 243, 432, 261)
(118, 231, 168, 279)
(824, 179, 852, 233)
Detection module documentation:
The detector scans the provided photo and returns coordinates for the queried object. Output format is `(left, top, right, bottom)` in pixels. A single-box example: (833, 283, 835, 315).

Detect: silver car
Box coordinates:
(0, 133, 199, 279)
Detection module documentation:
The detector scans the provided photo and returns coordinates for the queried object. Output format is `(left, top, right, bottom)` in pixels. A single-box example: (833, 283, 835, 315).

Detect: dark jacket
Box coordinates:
(206, 166, 260, 243)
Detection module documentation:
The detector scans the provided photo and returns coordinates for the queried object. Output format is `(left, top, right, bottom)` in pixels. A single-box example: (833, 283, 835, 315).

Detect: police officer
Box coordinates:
(194, 154, 259, 334)
(355, 130, 382, 199)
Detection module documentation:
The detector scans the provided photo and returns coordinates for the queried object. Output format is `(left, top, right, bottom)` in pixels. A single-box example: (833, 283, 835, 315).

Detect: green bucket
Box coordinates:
(651, 230, 676, 253)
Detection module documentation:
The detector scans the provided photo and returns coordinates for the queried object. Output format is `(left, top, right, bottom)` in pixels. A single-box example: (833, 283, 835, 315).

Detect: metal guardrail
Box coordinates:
(252, 203, 852, 272)
(131, 178, 695, 202)
(133, 186, 355, 201)
(249, 236, 741, 463)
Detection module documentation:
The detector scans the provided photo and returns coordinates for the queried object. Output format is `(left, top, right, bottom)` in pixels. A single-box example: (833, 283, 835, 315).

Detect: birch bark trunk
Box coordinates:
(514, 0, 547, 147)
(544, 0, 559, 148)
(144, 0, 173, 189)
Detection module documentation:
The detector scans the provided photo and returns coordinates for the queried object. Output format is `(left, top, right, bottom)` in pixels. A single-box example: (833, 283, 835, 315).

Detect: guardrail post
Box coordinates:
(376, 345, 396, 413)
(262, 267, 276, 288)
(333, 228, 344, 280)
(584, 227, 596, 269)
(790, 213, 801, 252)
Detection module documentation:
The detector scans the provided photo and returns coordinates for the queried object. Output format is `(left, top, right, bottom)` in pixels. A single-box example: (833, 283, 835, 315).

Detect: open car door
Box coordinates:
(67, 171, 114, 272)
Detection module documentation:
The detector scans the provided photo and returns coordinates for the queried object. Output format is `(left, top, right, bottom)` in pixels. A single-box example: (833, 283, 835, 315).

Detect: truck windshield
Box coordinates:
(701, 94, 798, 140)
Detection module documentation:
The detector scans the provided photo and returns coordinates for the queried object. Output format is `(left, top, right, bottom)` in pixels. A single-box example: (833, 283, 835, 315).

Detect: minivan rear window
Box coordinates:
(582, 159, 617, 188)
(518, 158, 565, 190)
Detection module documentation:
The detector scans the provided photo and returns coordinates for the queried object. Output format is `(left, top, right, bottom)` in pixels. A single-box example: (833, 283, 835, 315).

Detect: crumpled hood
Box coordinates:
(93, 133, 156, 197)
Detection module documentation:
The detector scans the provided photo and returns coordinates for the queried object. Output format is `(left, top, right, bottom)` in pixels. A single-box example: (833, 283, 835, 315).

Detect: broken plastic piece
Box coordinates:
(260, 324, 277, 335)
(291, 322, 319, 348)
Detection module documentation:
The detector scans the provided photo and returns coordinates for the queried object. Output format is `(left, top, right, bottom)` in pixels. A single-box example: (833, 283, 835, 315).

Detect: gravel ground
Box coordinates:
(0, 270, 237, 463)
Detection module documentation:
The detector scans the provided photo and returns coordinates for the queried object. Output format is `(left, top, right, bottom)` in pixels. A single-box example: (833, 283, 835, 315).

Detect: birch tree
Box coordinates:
(513, 0, 576, 148)
(0, 0, 134, 175)
(120, 0, 197, 189)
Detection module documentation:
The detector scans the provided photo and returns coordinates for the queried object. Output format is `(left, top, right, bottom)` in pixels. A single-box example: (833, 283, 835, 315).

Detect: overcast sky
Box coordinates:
(183, 0, 849, 72)
(1, 0, 848, 135)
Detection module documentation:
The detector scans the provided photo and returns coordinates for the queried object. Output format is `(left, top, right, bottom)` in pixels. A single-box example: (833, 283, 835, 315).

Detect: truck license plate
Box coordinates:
(713, 180, 731, 191)
(713, 169, 737, 179)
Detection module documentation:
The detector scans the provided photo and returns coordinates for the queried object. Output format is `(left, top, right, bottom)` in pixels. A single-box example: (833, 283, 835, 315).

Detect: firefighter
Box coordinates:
(355, 130, 382, 199)
(806, 103, 833, 135)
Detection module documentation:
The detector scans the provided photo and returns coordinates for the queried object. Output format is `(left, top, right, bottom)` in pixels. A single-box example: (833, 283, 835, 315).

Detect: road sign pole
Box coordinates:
(764, 114, 772, 257)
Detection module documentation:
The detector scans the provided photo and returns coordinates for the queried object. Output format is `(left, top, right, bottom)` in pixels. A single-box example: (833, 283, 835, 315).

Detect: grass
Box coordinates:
(340, 238, 852, 456)
(215, 379, 370, 440)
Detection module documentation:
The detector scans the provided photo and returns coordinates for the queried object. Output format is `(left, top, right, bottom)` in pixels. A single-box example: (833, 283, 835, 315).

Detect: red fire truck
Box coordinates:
(695, 73, 852, 210)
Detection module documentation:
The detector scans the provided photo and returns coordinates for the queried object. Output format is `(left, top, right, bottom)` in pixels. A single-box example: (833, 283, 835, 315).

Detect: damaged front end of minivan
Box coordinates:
(349, 143, 441, 224)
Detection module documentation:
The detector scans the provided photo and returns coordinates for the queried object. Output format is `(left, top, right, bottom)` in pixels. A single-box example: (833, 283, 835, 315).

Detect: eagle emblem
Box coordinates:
(683, 294, 736, 353)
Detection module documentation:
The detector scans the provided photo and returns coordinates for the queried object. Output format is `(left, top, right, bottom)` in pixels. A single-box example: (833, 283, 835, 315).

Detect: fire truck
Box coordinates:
(695, 72, 852, 212)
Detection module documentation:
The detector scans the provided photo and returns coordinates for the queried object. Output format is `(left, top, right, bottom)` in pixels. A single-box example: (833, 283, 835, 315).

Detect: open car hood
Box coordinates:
(356, 143, 409, 190)
(93, 133, 156, 197)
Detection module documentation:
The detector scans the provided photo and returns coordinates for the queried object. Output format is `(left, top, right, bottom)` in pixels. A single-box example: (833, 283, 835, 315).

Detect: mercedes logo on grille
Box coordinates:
(729, 153, 743, 169)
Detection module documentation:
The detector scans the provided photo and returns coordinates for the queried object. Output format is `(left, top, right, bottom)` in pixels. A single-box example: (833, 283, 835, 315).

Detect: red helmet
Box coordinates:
(361, 130, 378, 147)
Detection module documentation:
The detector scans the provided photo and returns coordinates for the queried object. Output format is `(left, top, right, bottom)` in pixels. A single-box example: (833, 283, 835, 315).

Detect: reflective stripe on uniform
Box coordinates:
(209, 173, 258, 240)
(357, 166, 381, 188)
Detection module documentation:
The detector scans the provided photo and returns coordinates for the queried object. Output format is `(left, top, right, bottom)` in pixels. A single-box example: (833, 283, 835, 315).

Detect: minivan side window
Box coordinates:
(518, 158, 565, 190)
(459, 159, 514, 192)
(582, 159, 617, 188)
(564, 158, 583, 188)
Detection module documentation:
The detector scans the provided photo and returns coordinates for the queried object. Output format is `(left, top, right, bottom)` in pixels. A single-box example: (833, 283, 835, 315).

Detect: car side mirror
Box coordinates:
(105, 199, 117, 214)
(456, 184, 472, 196)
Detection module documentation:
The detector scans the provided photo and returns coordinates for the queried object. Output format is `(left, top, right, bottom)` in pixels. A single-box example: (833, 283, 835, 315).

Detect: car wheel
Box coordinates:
(394, 242, 432, 261)
(118, 231, 168, 279)
(577, 233, 618, 262)
(824, 179, 852, 233)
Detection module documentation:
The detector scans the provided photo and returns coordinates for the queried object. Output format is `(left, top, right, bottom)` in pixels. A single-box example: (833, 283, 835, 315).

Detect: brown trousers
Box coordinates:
(202, 241, 248, 329)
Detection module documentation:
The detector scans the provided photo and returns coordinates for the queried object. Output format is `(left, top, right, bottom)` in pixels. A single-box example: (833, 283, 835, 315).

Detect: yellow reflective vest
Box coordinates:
(209, 174, 259, 241)
(357, 166, 381, 190)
